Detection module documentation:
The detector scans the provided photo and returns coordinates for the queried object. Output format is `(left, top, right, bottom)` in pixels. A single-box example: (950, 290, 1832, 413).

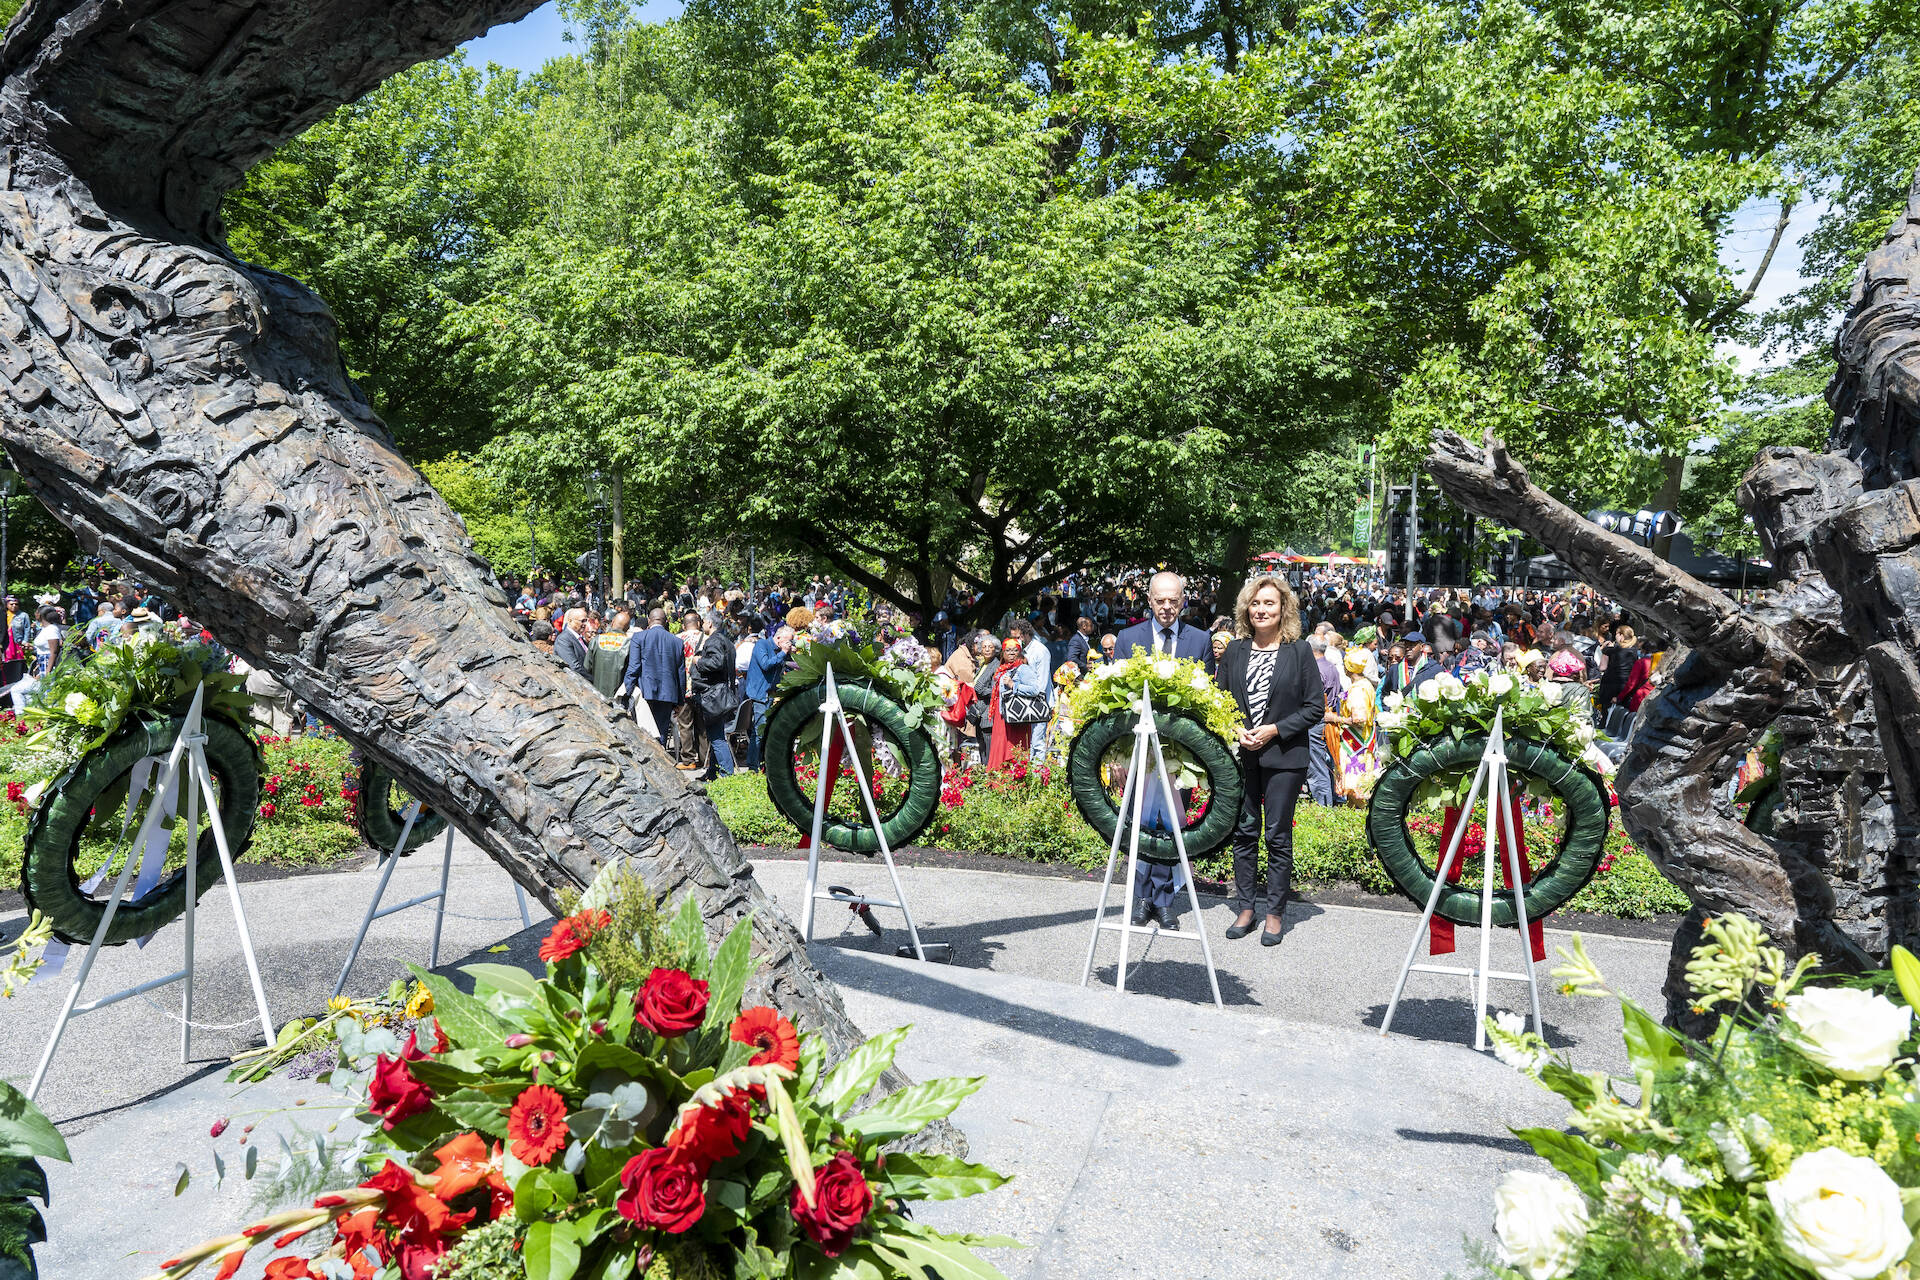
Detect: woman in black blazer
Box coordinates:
(1215, 575, 1327, 945)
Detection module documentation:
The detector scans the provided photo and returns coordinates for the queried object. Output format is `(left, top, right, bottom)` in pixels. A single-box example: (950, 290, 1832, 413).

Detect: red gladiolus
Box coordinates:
(730, 1006, 800, 1072)
(430, 1132, 513, 1221)
(666, 1089, 754, 1168)
(209, 1116, 230, 1138)
(506, 1084, 569, 1166)
(791, 1150, 873, 1257)
(367, 1054, 432, 1130)
(264, 1259, 320, 1279)
(360, 1161, 472, 1280)
(615, 1147, 707, 1234)
(636, 968, 709, 1037)
(4, 782, 20, 802)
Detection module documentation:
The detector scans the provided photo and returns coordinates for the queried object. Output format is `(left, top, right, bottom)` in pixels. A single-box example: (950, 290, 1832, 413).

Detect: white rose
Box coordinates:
(1783, 987, 1911, 1080)
(1441, 678, 1467, 701)
(63, 692, 88, 715)
(1492, 1170, 1589, 1280)
(1382, 691, 1404, 711)
(1539, 680, 1566, 706)
(1153, 658, 1177, 680)
(1767, 1148, 1912, 1280)
(1189, 670, 1212, 692)
(1490, 673, 1514, 697)
(1575, 720, 1595, 744)
(1417, 678, 1441, 702)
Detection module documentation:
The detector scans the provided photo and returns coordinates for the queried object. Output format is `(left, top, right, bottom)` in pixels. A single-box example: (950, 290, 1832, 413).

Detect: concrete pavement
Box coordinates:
(4, 834, 1671, 1278)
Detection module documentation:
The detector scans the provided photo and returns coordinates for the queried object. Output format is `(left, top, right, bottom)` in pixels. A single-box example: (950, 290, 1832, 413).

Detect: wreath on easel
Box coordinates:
(761, 640, 944, 852)
(1062, 655, 1245, 862)
(16, 637, 261, 945)
(1367, 670, 1612, 924)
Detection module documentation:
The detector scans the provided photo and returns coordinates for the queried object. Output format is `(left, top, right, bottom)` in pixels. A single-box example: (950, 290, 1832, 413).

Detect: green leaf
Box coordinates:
(845, 1077, 982, 1143)
(701, 915, 756, 1035)
(1512, 1127, 1607, 1197)
(668, 895, 709, 980)
(463, 963, 543, 1005)
(407, 965, 508, 1047)
(870, 1225, 1014, 1280)
(435, 1088, 511, 1139)
(1619, 1000, 1687, 1078)
(880, 1152, 1011, 1201)
(0, 1083, 67, 1164)
(173, 1162, 191, 1196)
(1892, 946, 1920, 1012)
(524, 1219, 582, 1280)
(515, 1167, 557, 1222)
(817, 1027, 909, 1116)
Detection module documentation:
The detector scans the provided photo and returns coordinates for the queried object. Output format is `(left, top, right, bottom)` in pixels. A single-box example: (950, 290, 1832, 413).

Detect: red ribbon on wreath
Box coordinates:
(1428, 798, 1546, 962)
(796, 732, 845, 852)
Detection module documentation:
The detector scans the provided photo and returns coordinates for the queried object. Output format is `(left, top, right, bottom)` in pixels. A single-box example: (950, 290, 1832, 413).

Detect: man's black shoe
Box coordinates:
(1158, 901, 1180, 932)
(1130, 899, 1153, 927)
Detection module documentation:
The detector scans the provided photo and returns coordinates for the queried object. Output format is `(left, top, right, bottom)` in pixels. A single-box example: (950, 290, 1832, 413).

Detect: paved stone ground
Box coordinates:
(5, 835, 1669, 1278)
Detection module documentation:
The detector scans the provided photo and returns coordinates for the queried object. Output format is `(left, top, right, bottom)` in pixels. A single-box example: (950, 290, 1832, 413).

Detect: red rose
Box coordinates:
(791, 1151, 873, 1257)
(665, 1089, 754, 1168)
(367, 1054, 432, 1130)
(615, 1147, 707, 1234)
(636, 968, 709, 1037)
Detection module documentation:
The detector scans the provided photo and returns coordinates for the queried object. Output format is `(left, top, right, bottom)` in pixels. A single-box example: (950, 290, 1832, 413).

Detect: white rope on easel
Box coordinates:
(1378, 705, 1546, 1050)
(1078, 685, 1224, 1009)
(797, 665, 927, 961)
(332, 805, 535, 1000)
(27, 685, 275, 1100)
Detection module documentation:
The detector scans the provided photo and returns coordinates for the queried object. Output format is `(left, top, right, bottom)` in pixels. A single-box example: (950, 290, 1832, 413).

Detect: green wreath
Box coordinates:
(356, 763, 446, 854)
(1065, 708, 1244, 863)
(22, 715, 261, 946)
(1365, 733, 1610, 926)
(762, 680, 942, 853)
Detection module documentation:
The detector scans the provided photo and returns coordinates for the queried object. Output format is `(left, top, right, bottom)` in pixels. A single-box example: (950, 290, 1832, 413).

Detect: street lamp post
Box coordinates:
(0, 469, 13, 606)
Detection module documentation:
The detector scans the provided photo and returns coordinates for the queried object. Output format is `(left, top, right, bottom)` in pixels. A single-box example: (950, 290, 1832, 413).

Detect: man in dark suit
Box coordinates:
(1064, 617, 1093, 672)
(625, 609, 685, 747)
(1112, 571, 1212, 928)
(554, 607, 591, 679)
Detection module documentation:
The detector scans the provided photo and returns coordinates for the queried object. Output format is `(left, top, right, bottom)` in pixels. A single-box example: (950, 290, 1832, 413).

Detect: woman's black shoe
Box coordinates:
(1260, 925, 1284, 947)
(1225, 915, 1257, 941)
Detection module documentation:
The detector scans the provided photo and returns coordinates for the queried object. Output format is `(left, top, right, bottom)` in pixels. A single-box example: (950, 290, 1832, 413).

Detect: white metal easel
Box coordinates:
(1079, 688, 1223, 1009)
(28, 686, 274, 1099)
(797, 666, 927, 961)
(332, 806, 534, 998)
(1379, 706, 1545, 1050)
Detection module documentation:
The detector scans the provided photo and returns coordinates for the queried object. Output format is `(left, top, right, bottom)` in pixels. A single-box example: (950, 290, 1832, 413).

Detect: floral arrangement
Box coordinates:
(17, 632, 252, 766)
(779, 639, 946, 732)
(225, 977, 440, 1085)
(1064, 653, 1242, 744)
(1375, 668, 1610, 811)
(148, 892, 1014, 1280)
(1474, 914, 1920, 1280)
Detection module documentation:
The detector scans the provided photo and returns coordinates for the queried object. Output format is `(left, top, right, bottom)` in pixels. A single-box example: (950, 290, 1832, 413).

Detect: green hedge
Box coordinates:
(706, 769, 1689, 920)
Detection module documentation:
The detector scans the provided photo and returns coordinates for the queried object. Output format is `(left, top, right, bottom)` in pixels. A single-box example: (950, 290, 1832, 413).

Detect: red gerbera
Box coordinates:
(537, 908, 609, 965)
(730, 1006, 800, 1072)
(506, 1084, 570, 1165)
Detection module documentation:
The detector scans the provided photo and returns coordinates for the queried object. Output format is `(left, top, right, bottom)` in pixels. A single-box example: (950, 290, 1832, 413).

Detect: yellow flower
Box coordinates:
(405, 984, 434, 1018)
(327, 995, 353, 1014)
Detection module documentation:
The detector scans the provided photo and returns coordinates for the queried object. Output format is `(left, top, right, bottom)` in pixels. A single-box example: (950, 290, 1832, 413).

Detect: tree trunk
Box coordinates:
(0, 0, 937, 1113)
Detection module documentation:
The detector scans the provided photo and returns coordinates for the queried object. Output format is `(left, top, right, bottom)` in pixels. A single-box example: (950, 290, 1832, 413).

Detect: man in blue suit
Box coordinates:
(742, 624, 795, 770)
(625, 609, 685, 746)
(1113, 572, 1212, 929)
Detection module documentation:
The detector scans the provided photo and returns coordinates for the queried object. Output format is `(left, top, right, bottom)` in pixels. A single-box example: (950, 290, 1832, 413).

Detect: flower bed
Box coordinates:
(705, 769, 1688, 919)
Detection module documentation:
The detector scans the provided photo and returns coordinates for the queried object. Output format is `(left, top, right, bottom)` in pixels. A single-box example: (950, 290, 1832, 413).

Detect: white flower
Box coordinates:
(1189, 669, 1212, 692)
(1490, 672, 1515, 697)
(1767, 1148, 1912, 1280)
(63, 691, 88, 715)
(1575, 720, 1595, 745)
(1376, 711, 1406, 731)
(1440, 676, 1467, 701)
(1382, 691, 1404, 711)
(1153, 658, 1177, 680)
(1652, 1154, 1705, 1191)
(1492, 1170, 1589, 1280)
(1709, 1120, 1757, 1181)
(1417, 678, 1440, 702)
(1783, 987, 1911, 1080)
(1489, 1010, 1549, 1076)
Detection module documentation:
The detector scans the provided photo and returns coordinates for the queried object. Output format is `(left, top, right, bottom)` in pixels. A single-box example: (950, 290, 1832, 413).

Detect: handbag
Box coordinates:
(698, 679, 741, 722)
(1000, 688, 1051, 725)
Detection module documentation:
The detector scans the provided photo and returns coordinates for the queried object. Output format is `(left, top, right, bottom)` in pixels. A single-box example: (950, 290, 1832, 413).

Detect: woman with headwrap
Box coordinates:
(981, 635, 1046, 770)
(1334, 645, 1379, 803)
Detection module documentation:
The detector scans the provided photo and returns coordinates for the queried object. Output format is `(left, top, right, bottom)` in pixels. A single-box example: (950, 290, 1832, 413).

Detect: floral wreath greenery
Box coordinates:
(1374, 668, 1608, 813)
(778, 638, 946, 734)
(1473, 915, 1920, 1280)
(1061, 654, 1242, 789)
(148, 885, 1016, 1280)
(18, 633, 253, 774)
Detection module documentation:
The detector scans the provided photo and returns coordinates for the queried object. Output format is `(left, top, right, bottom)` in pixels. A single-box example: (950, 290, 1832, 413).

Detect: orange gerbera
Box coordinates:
(730, 1006, 800, 1072)
(506, 1084, 570, 1166)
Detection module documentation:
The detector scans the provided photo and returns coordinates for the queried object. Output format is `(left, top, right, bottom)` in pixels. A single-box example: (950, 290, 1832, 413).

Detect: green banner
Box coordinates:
(1353, 510, 1371, 548)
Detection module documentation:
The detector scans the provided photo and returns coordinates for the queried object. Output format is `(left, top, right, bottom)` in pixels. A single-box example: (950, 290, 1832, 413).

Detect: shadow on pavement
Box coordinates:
(1361, 996, 1573, 1047)
(1395, 1127, 1539, 1158)
(816, 948, 1182, 1068)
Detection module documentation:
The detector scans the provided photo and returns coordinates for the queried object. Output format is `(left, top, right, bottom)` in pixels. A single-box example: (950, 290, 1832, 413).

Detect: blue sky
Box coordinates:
(461, 1, 685, 76)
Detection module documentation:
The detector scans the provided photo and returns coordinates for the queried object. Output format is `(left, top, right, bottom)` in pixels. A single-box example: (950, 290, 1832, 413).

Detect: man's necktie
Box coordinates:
(1160, 627, 1173, 654)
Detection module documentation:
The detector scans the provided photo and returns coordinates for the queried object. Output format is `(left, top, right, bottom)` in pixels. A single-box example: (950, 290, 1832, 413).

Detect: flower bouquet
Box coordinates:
(1475, 914, 1920, 1280)
(1063, 653, 1240, 789)
(20, 633, 252, 767)
(779, 639, 945, 732)
(1376, 668, 1610, 813)
(147, 893, 1015, 1280)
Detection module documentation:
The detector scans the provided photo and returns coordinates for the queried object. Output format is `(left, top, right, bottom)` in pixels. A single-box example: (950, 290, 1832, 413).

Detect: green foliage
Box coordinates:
(558, 861, 672, 993)
(1065, 655, 1244, 745)
(1680, 352, 1831, 558)
(416, 454, 598, 582)
(19, 634, 253, 759)
(0, 1078, 66, 1280)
